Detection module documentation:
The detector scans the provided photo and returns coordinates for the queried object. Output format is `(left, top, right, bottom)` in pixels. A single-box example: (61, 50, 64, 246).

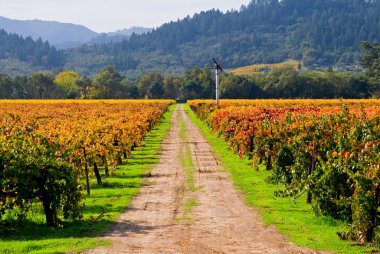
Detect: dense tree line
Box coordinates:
(1, 41, 379, 99)
(0, 66, 214, 100)
(0, 63, 376, 100)
(62, 0, 380, 76)
(0, 29, 63, 68)
(221, 67, 371, 99)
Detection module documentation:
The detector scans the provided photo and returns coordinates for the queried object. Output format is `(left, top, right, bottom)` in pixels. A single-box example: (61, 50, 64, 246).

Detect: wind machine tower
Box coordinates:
(213, 58, 223, 105)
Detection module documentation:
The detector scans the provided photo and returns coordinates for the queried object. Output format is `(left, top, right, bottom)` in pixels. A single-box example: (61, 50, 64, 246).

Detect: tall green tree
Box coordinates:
(163, 75, 181, 99)
(76, 76, 92, 99)
(92, 66, 127, 99)
(121, 79, 140, 99)
(0, 74, 13, 99)
(54, 71, 80, 99)
(11, 76, 29, 99)
(181, 66, 215, 99)
(220, 75, 264, 99)
(136, 72, 164, 98)
(27, 73, 60, 99)
(361, 41, 380, 96)
(147, 82, 164, 99)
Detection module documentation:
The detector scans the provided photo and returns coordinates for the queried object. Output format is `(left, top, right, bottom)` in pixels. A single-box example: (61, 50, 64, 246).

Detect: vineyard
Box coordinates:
(1, 99, 379, 253)
(189, 99, 380, 244)
(0, 100, 174, 228)
(229, 60, 300, 76)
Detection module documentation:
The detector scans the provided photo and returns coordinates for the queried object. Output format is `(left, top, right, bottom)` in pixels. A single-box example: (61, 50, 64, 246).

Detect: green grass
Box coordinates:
(182, 143, 196, 191)
(178, 110, 198, 222)
(0, 105, 175, 254)
(179, 109, 196, 190)
(184, 198, 199, 215)
(185, 103, 378, 254)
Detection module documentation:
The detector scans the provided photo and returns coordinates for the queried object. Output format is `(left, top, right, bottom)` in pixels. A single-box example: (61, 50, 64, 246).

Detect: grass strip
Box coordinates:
(185, 103, 377, 254)
(178, 110, 197, 222)
(0, 104, 175, 254)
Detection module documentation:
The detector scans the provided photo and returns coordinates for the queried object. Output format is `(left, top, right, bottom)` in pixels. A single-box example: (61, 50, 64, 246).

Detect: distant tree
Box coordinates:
(54, 71, 80, 99)
(220, 75, 264, 99)
(27, 73, 60, 99)
(92, 66, 127, 99)
(180, 79, 203, 100)
(247, 66, 372, 99)
(11, 76, 29, 99)
(361, 41, 380, 96)
(163, 75, 181, 99)
(180, 66, 214, 99)
(325, 71, 370, 99)
(128, 85, 140, 99)
(121, 79, 140, 99)
(198, 65, 214, 98)
(262, 66, 301, 98)
(136, 72, 164, 98)
(276, 67, 300, 98)
(0, 73, 13, 98)
(148, 82, 164, 99)
(361, 41, 380, 79)
(76, 76, 92, 99)
(298, 72, 335, 98)
(349, 75, 371, 99)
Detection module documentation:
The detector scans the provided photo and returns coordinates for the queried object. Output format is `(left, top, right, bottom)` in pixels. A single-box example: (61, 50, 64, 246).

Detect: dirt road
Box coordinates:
(84, 105, 324, 254)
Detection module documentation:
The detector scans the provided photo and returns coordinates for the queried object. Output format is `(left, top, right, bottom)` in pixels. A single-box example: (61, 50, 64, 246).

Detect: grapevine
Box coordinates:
(0, 100, 174, 226)
(189, 99, 380, 243)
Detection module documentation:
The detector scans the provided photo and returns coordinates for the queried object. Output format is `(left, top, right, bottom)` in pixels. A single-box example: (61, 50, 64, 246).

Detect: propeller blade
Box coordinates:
(213, 58, 223, 71)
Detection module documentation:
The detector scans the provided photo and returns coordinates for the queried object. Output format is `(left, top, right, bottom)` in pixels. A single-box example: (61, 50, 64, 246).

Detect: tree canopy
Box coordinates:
(0, 65, 373, 100)
(361, 41, 380, 96)
(54, 71, 80, 99)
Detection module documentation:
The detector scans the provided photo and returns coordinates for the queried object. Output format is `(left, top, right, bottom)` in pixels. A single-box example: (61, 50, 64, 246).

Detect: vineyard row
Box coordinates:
(0, 100, 174, 226)
(189, 99, 380, 243)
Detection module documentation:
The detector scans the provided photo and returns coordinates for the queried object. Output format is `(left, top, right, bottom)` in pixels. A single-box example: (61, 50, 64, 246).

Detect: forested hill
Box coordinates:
(64, 0, 380, 77)
(1, 0, 379, 77)
(0, 29, 63, 68)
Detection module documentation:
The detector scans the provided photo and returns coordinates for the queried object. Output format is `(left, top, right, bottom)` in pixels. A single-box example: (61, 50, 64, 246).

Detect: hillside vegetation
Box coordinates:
(63, 0, 380, 76)
(0, 29, 63, 68)
(0, 0, 379, 77)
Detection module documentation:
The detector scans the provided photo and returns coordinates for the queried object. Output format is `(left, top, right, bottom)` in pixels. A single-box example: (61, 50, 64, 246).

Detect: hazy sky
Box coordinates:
(0, 0, 250, 33)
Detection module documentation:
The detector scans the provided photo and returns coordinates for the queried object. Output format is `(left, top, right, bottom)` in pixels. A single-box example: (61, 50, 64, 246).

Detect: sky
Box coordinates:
(0, 0, 251, 33)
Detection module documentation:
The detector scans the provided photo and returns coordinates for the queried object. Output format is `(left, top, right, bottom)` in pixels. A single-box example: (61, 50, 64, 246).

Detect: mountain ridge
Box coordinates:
(0, 16, 98, 48)
(88, 27, 151, 45)
(0, 16, 151, 49)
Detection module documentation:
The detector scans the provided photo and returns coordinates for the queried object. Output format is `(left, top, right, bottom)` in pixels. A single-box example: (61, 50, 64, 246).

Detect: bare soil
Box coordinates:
(83, 105, 326, 254)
